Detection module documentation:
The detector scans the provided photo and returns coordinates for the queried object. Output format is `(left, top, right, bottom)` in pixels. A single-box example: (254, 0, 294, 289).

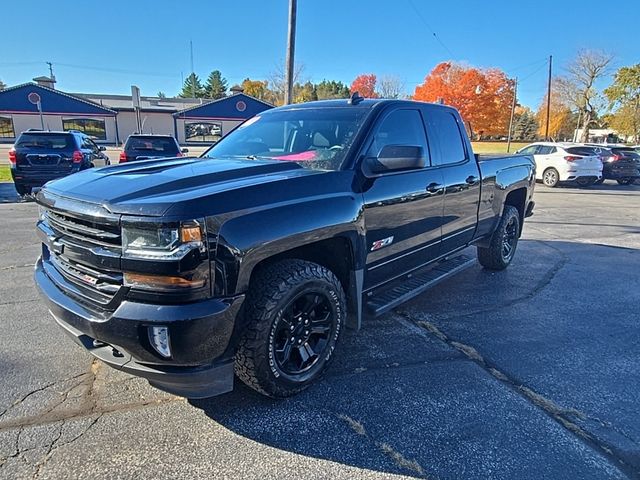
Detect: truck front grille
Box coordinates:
(40, 206, 123, 310)
(45, 209, 121, 250)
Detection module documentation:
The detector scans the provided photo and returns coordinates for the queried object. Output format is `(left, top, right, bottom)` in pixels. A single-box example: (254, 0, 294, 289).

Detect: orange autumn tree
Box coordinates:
(536, 78, 574, 140)
(350, 74, 379, 98)
(413, 62, 514, 138)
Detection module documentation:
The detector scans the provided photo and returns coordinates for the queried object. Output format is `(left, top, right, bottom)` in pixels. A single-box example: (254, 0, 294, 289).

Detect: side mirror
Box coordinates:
(99, 146, 107, 151)
(181, 147, 189, 154)
(365, 145, 425, 175)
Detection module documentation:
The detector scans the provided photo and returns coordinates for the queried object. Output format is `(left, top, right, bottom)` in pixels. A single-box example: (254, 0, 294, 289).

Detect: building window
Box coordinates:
(185, 122, 222, 143)
(62, 118, 107, 140)
(0, 116, 14, 138)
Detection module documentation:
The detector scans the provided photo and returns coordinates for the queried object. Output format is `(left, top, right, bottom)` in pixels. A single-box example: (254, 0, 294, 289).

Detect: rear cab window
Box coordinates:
(125, 136, 179, 155)
(15, 133, 74, 150)
(422, 109, 467, 166)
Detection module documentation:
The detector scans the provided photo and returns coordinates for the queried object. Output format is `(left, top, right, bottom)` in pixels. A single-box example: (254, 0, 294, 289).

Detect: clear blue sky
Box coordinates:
(1, 0, 638, 109)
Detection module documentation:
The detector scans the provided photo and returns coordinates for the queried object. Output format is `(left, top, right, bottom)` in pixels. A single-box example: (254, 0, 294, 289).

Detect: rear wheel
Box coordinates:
(14, 184, 31, 196)
(616, 178, 634, 185)
(235, 259, 345, 398)
(542, 168, 560, 187)
(594, 177, 605, 185)
(477, 205, 520, 271)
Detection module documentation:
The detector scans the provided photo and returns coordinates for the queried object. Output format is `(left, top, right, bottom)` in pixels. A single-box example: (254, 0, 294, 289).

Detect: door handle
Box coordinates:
(465, 175, 479, 185)
(426, 182, 444, 194)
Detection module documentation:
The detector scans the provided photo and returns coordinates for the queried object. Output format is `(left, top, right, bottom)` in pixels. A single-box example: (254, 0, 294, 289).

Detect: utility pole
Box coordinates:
(507, 77, 518, 153)
(545, 55, 552, 140)
(284, 0, 297, 105)
(46, 61, 55, 81)
(190, 40, 196, 99)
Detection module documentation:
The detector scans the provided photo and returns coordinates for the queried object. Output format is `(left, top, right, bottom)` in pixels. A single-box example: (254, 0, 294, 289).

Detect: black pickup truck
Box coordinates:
(34, 98, 535, 399)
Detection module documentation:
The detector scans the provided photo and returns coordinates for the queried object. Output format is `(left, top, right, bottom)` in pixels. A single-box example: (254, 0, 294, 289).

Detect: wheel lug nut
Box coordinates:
(305, 330, 309, 335)
(298, 339, 302, 344)
(290, 337, 295, 342)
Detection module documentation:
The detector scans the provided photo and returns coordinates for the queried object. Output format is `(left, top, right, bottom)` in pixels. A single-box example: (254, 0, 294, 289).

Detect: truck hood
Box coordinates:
(42, 156, 326, 217)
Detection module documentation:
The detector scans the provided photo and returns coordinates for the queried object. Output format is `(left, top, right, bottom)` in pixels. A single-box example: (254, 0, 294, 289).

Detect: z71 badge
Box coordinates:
(371, 236, 394, 251)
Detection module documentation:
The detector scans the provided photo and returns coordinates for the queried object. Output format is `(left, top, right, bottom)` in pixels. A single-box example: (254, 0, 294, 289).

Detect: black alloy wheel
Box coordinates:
(272, 292, 334, 377)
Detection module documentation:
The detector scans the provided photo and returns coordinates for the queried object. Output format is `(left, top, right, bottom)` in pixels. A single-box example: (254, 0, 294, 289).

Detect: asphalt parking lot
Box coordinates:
(0, 181, 639, 479)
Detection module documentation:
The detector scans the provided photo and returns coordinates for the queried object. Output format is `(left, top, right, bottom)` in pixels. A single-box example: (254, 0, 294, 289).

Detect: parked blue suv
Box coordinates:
(9, 130, 110, 196)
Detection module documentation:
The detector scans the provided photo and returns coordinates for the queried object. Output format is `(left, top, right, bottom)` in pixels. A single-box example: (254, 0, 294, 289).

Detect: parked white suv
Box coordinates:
(516, 142, 603, 187)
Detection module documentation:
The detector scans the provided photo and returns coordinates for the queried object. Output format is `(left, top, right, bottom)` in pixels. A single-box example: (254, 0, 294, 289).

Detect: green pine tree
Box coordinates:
(0, 79, 6, 91)
(179, 73, 206, 98)
(316, 80, 350, 100)
(157, 91, 167, 98)
(205, 70, 228, 99)
(513, 110, 538, 141)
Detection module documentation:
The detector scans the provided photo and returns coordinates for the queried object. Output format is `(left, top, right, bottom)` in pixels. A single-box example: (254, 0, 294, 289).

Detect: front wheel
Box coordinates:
(477, 205, 521, 271)
(616, 178, 634, 185)
(542, 168, 560, 187)
(235, 259, 345, 398)
(594, 177, 605, 185)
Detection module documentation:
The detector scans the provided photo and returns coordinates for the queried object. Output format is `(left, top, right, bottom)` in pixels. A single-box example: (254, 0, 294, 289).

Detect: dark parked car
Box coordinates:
(119, 134, 187, 163)
(34, 98, 535, 399)
(9, 130, 109, 196)
(583, 144, 640, 185)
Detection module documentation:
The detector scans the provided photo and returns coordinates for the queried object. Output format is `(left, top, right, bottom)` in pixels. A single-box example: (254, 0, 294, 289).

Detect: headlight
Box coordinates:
(122, 220, 209, 293)
(122, 221, 203, 260)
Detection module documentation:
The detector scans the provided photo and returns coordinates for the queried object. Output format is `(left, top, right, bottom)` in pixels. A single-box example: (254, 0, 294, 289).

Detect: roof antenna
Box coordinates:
(348, 91, 364, 105)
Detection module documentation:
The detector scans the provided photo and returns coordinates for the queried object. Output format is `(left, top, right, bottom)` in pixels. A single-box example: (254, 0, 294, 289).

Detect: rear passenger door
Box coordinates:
(361, 108, 445, 290)
(422, 107, 481, 253)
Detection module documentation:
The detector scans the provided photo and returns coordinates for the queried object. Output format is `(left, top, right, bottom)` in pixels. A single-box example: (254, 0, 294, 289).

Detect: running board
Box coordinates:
(366, 254, 476, 317)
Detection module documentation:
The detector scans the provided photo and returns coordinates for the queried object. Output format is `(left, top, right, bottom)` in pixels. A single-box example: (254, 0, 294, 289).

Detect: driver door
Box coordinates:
(361, 108, 445, 290)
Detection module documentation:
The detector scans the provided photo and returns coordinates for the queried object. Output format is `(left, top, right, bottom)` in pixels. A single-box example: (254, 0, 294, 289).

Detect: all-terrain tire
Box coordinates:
(477, 205, 521, 271)
(616, 178, 634, 185)
(235, 259, 346, 398)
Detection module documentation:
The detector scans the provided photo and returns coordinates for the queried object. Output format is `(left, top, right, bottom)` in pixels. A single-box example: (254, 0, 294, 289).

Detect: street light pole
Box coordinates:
(545, 55, 552, 140)
(284, 0, 297, 105)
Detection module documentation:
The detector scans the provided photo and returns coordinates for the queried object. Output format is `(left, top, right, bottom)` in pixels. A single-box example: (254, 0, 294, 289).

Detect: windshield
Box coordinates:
(201, 107, 369, 171)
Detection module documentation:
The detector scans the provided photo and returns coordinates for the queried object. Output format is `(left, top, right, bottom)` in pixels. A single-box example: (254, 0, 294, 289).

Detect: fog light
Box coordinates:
(149, 326, 171, 358)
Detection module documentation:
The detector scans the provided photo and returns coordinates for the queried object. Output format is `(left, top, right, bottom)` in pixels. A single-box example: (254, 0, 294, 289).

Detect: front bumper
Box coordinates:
(35, 257, 245, 398)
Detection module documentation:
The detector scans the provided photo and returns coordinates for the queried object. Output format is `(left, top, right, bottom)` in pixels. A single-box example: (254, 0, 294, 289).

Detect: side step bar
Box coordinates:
(366, 254, 476, 317)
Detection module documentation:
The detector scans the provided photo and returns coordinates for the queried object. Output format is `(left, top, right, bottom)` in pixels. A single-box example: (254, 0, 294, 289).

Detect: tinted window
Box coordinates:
(518, 145, 538, 155)
(125, 136, 179, 155)
(566, 147, 595, 156)
(537, 146, 554, 155)
(202, 108, 368, 171)
(367, 109, 428, 161)
(423, 109, 466, 166)
(611, 148, 640, 159)
(15, 133, 74, 149)
(81, 137, 100, 153)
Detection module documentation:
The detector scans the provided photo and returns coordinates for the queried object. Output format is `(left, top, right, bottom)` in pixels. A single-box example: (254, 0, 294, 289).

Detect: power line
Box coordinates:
(53, 62, 178, 79)
(407, 0, 455, 58)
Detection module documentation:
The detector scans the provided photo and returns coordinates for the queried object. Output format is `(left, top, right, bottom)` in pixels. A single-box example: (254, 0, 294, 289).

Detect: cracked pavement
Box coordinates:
(0, 181, 639, 479)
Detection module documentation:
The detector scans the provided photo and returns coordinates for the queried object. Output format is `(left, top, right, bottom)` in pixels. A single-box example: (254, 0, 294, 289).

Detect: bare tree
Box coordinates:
(377, 75, 405, 99)
(269, 62, 305, 106)
(559, 50, 613, 142)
